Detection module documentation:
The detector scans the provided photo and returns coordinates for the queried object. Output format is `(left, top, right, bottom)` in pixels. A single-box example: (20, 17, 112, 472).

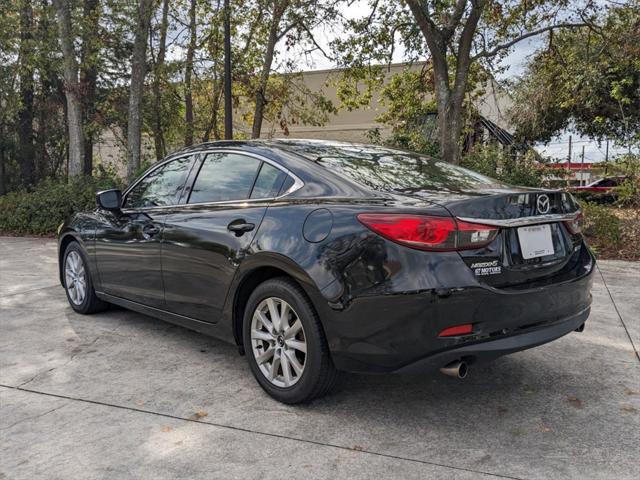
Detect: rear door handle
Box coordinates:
(142, 223, 161, 238)
(227, 219, 255, 236)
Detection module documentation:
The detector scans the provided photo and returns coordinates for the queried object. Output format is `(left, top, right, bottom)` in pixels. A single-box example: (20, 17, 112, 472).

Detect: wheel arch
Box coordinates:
(227, 253, 329, 348)
(58, 231, 83, 286)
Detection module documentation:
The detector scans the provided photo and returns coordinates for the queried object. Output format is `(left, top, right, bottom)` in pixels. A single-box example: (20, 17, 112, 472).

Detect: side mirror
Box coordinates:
(96, 189, 122, 212)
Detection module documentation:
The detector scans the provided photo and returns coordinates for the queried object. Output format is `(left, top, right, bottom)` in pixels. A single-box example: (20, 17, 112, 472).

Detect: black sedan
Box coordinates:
(57, 140, 594, 403)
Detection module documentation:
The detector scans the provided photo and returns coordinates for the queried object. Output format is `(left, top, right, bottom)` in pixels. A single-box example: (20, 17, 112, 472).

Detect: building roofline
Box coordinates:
(296, 60, 430, 76)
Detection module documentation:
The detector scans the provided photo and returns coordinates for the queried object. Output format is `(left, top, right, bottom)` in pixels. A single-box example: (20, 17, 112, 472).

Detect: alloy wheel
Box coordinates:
(65, 250, 87, 306)
(250, 297, 307, 388)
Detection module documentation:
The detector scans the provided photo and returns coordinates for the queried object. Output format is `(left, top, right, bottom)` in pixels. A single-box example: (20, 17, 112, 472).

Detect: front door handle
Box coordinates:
(227, 219, 255, 236)
(142, 223, 161, 238)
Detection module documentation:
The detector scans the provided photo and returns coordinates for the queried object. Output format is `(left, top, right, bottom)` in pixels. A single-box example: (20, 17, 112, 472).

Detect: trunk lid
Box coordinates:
(389, 187, 585, 288)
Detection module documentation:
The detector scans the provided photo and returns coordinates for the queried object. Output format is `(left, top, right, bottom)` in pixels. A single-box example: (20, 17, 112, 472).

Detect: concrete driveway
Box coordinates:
(1, 237, 638, 479)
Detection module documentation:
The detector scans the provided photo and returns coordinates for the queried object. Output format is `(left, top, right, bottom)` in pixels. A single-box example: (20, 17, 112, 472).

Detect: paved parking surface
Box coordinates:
(1, 237, 638, 479)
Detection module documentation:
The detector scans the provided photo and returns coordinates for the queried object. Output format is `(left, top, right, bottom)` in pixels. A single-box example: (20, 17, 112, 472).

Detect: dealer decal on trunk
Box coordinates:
(470, 260, 502, 276)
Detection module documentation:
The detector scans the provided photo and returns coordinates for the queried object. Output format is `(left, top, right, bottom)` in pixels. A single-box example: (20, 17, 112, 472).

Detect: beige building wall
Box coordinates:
(255, 61, 513, 142)
(94, 62, 512, 171)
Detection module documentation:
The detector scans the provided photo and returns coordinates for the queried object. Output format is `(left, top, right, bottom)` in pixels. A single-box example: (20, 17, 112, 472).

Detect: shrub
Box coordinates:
(580, 201, 623, 253)
(0, 174, 122, 236)
(461, 144, 543, 187)
(617, 176, 640, 207)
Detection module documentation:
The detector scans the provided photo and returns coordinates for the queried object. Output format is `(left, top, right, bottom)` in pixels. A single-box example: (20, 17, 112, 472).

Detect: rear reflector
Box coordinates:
(357, 213, 499, 251)
(438, 324, 474, 337)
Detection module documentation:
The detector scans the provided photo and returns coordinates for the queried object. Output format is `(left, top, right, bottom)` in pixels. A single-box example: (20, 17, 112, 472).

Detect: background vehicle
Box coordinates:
(58, 140, 594, 403)
(571, 176, 629, 204)
(572, 176, 628, 193)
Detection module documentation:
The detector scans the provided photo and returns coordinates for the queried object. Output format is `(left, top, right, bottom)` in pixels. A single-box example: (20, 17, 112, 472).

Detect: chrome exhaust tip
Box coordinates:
(440, 360, 468, 379)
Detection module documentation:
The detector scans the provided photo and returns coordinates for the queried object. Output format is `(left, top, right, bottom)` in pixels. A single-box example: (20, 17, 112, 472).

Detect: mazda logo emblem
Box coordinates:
(537, 194, 550, 214)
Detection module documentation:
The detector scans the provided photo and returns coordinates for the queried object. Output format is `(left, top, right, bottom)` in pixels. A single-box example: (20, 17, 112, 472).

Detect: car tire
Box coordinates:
(63, 241, 109, 314)
(243, 277, 338, 404)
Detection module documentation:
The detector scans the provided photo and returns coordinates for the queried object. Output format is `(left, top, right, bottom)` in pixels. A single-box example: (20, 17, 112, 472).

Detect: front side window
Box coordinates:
(124, 156, 194, 209)
(189, 153, 262, 203)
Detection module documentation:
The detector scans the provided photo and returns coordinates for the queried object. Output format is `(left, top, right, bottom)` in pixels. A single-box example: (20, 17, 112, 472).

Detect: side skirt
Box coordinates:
(96, 291, 235, 344)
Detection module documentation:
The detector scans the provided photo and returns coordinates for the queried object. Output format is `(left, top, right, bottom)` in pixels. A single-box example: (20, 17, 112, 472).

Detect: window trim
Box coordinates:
(121, 149, 303, 212)
(121, 153, 198, 211)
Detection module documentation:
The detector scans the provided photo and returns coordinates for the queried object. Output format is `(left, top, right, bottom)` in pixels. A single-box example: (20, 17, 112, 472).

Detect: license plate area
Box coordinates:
(517, 224, 555, 259)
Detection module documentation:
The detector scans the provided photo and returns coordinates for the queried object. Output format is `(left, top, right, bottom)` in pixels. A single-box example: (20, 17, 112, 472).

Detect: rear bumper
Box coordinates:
(394, 306, 589, 374)
(323, 253, 595, 374)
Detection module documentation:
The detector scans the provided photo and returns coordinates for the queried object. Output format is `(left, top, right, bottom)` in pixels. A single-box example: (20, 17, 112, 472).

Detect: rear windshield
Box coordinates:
(281, 141, 507, 193)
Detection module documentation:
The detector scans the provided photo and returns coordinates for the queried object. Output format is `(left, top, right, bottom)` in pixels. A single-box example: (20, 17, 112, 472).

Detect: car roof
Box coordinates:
(170, 138, 398, 159)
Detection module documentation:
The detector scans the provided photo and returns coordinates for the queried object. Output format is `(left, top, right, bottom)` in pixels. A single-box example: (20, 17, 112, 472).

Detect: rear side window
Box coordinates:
(125, 156, 193, 208)
(189, 153, 261, 203)
(250, 163, 286, 199)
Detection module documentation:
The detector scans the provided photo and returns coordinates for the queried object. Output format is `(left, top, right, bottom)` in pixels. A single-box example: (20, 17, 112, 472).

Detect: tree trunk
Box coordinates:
(54, 0, 84, 178)
(126, 0, 153, 181)
(0, 122, 6, 195)
(152, 0, 169, 161)
(405, 0, 483, 165)
(251, 0, 285, 139)
(203, 79, 222, 141)
(184, 0, 197, 146)
(35, 0, 53, 179)
(223, 0, 232, 139)
(17, 0, 36, 187)
(436, 94, 465, 166)
(80, 0, 100, 175)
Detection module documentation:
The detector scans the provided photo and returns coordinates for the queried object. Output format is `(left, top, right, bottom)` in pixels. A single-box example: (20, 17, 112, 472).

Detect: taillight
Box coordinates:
(357, 213, 499, 251)
(564, 211, 584, 235)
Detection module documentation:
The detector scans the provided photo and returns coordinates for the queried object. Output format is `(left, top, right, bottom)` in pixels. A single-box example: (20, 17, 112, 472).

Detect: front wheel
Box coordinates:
(243, 277, 337, 404)
(63, 241, 108, 314)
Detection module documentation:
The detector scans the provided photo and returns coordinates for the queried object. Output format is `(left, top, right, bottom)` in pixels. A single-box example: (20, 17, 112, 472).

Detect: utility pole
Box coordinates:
(605, 138, 609, 162)
(567, 135, 572, 187)
(223, 0, 232, 140)
(580, 145, 585, 186)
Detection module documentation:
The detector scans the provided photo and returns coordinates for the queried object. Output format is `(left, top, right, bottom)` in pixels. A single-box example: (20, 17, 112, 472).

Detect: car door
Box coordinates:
(161, 151, 289, 322)
(94, 154, 197, 308)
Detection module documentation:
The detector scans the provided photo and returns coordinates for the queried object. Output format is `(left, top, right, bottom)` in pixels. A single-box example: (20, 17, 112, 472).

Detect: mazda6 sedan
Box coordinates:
(57, 140, 594, 403)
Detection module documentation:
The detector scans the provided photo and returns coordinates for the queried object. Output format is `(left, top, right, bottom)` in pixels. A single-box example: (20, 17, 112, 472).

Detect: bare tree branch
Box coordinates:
(297, 21, 333, 60)
(453, 0, 484, 101)
(442, 0, 468, 39)
(472, 22, 588, 60)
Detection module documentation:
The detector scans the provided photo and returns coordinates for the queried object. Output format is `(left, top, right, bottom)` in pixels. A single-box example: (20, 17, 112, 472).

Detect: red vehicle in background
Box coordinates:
(572, 176, 628, 192)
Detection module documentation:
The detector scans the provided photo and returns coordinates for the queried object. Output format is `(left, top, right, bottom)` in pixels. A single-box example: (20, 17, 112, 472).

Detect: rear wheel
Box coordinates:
(63, 241, 108, 314)
(243, 277, 337, 404)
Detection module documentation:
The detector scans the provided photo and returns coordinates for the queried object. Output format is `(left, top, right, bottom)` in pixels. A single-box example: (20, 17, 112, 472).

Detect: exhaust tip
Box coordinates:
(440, 360, 468, 379)
(575, 323, 585, 333)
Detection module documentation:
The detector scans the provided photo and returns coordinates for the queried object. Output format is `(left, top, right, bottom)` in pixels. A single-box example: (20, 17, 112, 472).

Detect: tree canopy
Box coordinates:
(332, 0, 601, 163)
(510, 3, 640, 148)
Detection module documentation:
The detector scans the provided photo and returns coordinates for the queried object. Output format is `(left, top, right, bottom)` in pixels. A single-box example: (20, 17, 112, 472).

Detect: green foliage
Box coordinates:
(335, 65, 385, 111)
(461, 144, 543, 187)
(331, 0, 602, 163)
(581, 201, 623, 250)
(371, 69, 440, 155)
(617, 177, 640, 207)
(511, 4, 640, 147)
(603, 152, 640, 207)
(0, 174, 122, 236)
